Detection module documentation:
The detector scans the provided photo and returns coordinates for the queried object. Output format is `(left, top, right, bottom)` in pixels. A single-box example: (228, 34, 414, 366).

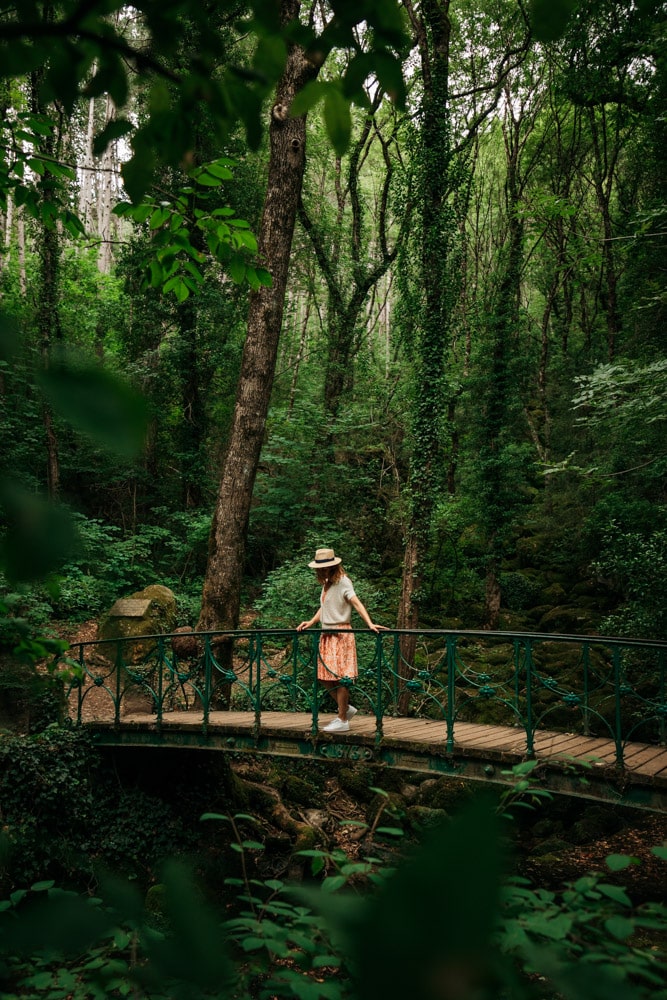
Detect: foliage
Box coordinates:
(253, 533, 384, 630)
(0, 787, 665, 1000)
(594, 524, 667, 638)
(0, 0, 410, 204)
(113, 158, 272, 301)
(0, 727, 99, 887)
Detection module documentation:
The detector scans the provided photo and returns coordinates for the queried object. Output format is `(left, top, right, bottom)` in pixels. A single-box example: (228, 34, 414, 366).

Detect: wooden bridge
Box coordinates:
(64, 628, 667, 811)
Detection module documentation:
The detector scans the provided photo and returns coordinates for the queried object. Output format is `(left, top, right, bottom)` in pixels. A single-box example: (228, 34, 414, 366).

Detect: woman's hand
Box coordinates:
(297, 620, 311, 631)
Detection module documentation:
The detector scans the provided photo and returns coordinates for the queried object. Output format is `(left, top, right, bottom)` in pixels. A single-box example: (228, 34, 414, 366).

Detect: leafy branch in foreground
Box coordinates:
(113, 159, 272, 301)
(1, 791, 665, 1000)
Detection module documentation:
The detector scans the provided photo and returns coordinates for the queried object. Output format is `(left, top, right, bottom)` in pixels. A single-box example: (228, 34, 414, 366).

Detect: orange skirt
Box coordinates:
(317, 626, 358, 681)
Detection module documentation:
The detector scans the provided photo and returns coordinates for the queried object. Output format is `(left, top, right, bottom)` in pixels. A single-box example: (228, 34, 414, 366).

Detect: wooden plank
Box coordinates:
(621, 743, 665, 766)
(631, 753, 667, 777)
(92, 710, 667, 798)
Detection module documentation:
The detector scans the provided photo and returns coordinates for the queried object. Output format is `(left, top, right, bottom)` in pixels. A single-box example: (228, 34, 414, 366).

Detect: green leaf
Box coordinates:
(605, 854, 638, 872)
(290, 80, 327, 117)
(149, 207, 171, 229)
(253, 35, 287, 81)
(240, 840, 265, 851)
(121, 150, 155, 203)
(234, 230, 258, 252)
(371, 51, 406, 108)
(324, 86, 351, 156)
(605, 915, 635, 940)
(93, 118, 134, 156)
(321, 876, 346, 894)
(651, 846, 667, 861)
(38, 362, 148, 457)
(598, 884, 632, 907)
(228, 256, 246, 283)
(0, 483, 80, 583)
(529, 0, 577, 42)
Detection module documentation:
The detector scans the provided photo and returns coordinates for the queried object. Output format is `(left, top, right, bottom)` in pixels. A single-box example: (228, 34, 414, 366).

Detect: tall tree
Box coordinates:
(395, 0, 531, 689)
(198, 0, 408, 632)
(297, 91, 408, 432)
(198, 0, 318, 632)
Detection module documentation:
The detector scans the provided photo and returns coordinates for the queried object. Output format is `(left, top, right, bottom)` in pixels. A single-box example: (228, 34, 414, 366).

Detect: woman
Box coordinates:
(297, 547, 384, 732)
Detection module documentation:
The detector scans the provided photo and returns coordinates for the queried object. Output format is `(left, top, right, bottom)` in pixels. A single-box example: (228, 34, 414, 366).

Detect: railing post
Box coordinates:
(253, 633, 262, 743)
(202, 636, 212, 734)
(446, 635, 456, 753)
(291, 631, 299, 711)
(523, 638, 535, 758)
(114, 641, 122, 725)
(392, 632, 400, 712)
(660, 650, 666, 747)
(155, 636, 164, 730)
(582, 643, 591, 736)
(612, 645, 624, 767)
(311, 632, 319, 739)
(375, 632, 384, 746)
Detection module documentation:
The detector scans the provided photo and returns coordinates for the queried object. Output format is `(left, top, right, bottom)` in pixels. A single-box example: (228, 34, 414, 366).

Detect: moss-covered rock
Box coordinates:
(338, 765, 376, 802)
(294, 824, 320, 852)
(530, 817, 566, 842)
(365, 789, 405, 828)
(97, 586, 179, 714)
(530, 837, 570, 858)
(281, 774, 324, 808)
(540, 583, 568, 605)
(406, 805, 449, 832)
(568, 805, 624, 845)
(98, 585, 178, 657)
(415, 777, 473, 813)
(537, 605, 601, 635)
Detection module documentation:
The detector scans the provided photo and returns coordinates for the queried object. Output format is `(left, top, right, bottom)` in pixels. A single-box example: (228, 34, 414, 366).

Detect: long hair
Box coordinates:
(316, 564, 345, 587)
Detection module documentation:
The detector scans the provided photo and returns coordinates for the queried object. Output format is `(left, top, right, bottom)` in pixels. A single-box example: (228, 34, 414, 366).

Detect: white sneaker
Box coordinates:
(321, 718, 350, 733)
(346, 705, 358, 721)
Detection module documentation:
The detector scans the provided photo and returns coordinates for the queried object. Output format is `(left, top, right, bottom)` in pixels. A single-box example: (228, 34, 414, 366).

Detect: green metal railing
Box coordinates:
(62, 628, 667, 768)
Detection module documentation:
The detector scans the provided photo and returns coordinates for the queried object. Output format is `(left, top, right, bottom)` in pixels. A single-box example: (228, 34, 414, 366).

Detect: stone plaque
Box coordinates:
(109, 598, 152, 618)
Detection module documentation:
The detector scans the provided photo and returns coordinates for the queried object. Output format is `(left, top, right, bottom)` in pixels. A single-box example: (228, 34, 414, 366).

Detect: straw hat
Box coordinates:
(308, 547, 342, 569)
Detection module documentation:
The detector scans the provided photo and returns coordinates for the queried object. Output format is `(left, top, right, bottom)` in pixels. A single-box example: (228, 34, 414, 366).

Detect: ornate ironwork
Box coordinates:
(62, 628, 667, 770)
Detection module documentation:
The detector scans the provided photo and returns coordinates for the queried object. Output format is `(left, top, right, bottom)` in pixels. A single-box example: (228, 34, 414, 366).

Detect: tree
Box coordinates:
(297, 89, 409, 432)
(197, 1, 408, 632)
(394, 0, 532, 684)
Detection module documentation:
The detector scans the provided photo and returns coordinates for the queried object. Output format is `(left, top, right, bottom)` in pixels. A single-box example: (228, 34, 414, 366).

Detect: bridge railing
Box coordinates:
(62, 628, 667, 768)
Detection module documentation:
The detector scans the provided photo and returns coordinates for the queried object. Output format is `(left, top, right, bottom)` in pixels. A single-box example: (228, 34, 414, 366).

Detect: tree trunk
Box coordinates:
(394, 0, 455, 703)
(79, 93, 96, 232)
(32, 66, 62, 499)
(97, 94, 116, 273)
(198, 0, 316, 633)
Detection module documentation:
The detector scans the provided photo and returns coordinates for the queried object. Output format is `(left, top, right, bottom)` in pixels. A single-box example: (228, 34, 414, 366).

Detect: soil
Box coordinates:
(518, 810, 667, 902)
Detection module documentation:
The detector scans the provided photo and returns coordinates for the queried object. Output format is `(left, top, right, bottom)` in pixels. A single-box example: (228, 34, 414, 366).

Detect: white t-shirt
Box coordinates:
(320, 575, 356, 629)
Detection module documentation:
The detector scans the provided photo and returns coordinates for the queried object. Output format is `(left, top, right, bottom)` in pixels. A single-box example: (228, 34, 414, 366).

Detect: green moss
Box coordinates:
(406, 805, 448, 832)
(415, 777, 474, 813)
(293, 825, 319, 853)
(281, 774, 323, 808)
(338, 765, 376, 801)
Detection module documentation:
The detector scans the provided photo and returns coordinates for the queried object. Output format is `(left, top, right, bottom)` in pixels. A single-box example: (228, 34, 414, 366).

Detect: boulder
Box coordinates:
(97, 585, 178, 715)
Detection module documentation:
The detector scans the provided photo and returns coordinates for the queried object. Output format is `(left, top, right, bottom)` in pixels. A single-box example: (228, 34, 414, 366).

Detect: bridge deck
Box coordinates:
(91, 710, 667, 790)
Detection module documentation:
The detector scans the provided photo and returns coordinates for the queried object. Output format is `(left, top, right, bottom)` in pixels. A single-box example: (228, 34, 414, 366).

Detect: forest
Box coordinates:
(0, 1, 666, 998)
